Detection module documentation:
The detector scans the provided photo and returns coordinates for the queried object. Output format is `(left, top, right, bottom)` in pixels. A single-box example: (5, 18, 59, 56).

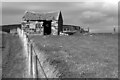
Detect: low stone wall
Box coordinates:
(17, 28, 60, 78)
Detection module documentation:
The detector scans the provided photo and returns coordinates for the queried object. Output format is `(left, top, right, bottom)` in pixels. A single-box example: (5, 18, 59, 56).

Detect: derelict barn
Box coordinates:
(21, 11, 63, 35)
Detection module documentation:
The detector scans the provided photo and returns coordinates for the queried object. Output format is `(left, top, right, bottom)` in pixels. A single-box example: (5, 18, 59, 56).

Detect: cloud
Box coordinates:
(2, 7, 24, 16)
(1, 0, 119, 2)
(79, 11, 107, 24)
(1, 2, 118, 33)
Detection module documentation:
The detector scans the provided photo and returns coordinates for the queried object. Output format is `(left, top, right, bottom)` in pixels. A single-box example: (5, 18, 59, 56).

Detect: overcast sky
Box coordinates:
(1, 1, 118, 33)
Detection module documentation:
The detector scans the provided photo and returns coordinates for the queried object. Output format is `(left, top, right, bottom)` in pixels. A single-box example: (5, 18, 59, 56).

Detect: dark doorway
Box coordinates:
(43, 21, 51, 35)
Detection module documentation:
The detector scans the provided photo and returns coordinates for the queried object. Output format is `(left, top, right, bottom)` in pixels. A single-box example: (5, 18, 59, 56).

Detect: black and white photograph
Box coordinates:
(0, 0, 119, 79)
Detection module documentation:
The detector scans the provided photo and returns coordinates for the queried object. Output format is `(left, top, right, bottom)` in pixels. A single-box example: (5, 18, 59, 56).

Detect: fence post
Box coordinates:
(28, 42, 33, 77)
(34, 55, 38, 79)
(32, 51, 38, 78)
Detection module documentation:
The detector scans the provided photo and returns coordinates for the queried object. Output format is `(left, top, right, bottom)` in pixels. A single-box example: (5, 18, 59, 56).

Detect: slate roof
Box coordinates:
(22, 11, 60, 21)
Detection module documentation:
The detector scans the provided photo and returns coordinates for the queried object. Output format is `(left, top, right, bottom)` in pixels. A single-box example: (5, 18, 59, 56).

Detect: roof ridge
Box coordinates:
(25, 10, 60, 14)
(22, 10, 61, 21)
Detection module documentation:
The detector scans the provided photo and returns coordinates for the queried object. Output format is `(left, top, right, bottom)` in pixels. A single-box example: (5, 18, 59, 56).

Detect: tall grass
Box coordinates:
(2, 34, 28, 78)
(30, 34, 118, 78)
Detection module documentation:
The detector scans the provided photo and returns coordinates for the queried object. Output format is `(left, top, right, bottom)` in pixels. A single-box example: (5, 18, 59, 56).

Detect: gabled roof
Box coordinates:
(22, 11, 60, 21)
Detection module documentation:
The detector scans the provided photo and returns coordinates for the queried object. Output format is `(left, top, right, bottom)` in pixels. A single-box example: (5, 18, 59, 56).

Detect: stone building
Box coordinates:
(21, 11, 63, 35)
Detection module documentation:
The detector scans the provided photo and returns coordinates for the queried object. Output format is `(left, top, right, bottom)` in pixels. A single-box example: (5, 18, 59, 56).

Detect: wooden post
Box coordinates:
(29, 42, 33, 77)
(33, 54, 38, 78)
(114, 27, 116, 33)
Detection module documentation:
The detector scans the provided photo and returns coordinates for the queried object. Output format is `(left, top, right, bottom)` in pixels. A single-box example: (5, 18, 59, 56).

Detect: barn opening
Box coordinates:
(43, 20, 52, 35)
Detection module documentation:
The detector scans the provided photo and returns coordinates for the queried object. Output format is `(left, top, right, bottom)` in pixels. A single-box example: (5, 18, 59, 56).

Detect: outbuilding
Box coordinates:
(21, 11, 63, 35)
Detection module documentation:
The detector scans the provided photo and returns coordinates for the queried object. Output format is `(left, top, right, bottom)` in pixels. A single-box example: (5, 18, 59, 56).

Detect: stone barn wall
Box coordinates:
(21, 11, 63, 35)
(22, 20, 59, 35)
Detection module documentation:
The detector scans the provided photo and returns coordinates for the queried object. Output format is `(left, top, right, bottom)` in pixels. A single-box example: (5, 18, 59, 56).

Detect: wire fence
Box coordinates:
(17, 28, 48, 79)
(29, 40, 48, 79)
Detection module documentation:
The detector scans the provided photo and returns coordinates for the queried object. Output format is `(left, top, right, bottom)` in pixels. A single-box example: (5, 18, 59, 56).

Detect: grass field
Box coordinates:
(30, 33, 118, 78)
(0, 33, 3, 79)
(2, 33, 28, 78)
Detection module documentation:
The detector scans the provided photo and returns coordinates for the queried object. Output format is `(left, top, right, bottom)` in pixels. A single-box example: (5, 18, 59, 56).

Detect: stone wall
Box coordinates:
(21, 20, 59, 35)
(51, 21, 58, 35)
